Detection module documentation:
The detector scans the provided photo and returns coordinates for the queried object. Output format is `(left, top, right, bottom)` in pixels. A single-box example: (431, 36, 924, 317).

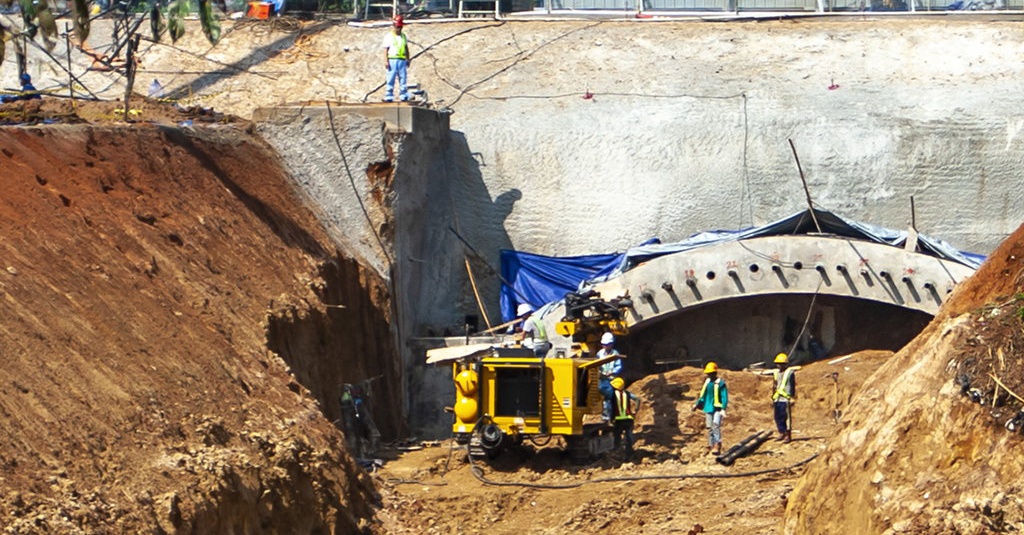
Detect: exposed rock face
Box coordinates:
(785, 223, 1024, 534)
(0, 125, 389, 533)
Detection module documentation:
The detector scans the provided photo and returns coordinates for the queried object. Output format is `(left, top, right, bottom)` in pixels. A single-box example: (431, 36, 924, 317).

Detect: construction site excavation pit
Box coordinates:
(5, 14, 1024, 535)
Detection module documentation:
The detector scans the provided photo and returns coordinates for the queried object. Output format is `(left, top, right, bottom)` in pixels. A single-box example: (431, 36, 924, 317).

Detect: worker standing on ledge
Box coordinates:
(771, 352, 797, 443)
(611, 377, 641, 460)
(381, 15, 410, 103)
(692, 362, 728, 455)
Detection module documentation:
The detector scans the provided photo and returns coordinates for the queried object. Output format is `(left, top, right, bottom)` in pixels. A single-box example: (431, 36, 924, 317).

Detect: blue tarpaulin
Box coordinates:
(499, 208, 984, 322)
(499, 250, 622, 323)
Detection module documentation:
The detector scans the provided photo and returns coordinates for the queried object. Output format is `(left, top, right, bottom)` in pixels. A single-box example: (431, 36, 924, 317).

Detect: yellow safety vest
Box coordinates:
(772, 368, 795, 402)
(614, 389, 634, 420)
(528, 316, 547, 341)
(698, 378, 723, 409)
(386, 33, 408, 60)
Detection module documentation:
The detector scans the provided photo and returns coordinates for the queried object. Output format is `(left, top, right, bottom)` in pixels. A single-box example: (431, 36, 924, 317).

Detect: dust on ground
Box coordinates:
(370, 351, 892, 535)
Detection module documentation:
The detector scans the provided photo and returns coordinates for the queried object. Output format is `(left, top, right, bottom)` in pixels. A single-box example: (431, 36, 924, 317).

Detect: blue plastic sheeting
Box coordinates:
(608, 208, 985, 278)
(499, 208, 984, 322)
(499, 250, 622, 323)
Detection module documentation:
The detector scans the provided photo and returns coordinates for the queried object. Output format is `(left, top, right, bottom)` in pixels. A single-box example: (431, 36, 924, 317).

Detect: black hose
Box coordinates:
(382, 477, 449, 486)
(527, 434, 554, 447)
(468, 452, 820, 490)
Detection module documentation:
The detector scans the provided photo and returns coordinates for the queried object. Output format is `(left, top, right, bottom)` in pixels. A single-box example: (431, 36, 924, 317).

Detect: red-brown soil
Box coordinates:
(0, 122, 391, 533)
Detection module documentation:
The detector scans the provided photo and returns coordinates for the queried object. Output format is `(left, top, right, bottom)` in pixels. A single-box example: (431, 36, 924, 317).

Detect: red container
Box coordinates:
(247, 2, 271, 19)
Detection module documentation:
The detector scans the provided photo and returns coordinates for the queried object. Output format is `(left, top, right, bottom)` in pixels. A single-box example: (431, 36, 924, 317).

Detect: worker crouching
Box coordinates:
(611, 377, 641, 460)
(0, 74, 41, 103)
(692, 362, 728, 455)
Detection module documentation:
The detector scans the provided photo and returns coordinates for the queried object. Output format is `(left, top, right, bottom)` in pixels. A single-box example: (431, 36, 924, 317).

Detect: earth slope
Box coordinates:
(0, 123, 383, 533)
(784, 222, 1024, 534)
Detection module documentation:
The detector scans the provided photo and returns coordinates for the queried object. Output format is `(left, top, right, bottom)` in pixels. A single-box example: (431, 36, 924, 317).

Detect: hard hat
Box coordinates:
(774, 352, 789, 364)
(19, 73, 31, 84)
(703, 362, 718, 374)
(600, 332, 615, 345)
(610, 377, 625, 390)
(516, 303, 534, 316)
(392, 14, 404, 26)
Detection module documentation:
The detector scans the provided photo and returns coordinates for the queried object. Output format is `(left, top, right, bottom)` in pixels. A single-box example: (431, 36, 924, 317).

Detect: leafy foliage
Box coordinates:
(197, 0, 221, 44)
(0, 0, 224, 71)
(71, 0, 91, 42)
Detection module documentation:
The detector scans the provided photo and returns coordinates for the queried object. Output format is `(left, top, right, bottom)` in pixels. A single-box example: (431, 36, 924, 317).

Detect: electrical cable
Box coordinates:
(467, 451, 820, 490)
(785, 282, 821, 364)
(324, 99, 394, 269)
(444, 21, 605, 108)
(361, 20, 506, 103)
(739, 92, 752, 230)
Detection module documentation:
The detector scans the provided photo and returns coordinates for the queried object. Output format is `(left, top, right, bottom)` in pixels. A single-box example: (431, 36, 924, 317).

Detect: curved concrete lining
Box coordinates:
(542, 235, 975, 344)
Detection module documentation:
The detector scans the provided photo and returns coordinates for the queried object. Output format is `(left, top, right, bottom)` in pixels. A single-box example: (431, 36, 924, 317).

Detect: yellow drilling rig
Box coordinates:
(427, 290, 633, 462)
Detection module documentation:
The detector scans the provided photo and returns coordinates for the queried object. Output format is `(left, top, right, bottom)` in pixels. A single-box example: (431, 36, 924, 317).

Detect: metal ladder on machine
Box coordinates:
(457, 0, 499, 18)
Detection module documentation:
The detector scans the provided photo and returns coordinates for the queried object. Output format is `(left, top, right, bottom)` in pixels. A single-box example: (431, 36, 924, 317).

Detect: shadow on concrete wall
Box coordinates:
(440, 130, 519, 331)
(404, 131, 522, 439)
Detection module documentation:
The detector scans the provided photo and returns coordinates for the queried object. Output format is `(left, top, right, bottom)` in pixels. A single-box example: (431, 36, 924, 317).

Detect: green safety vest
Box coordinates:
(614, 389, 634, 420)
(387, 33, 408, 60)
(698, 378, 724, 409)
(772, 368, 796, 402)
(528, 316, 547, 341)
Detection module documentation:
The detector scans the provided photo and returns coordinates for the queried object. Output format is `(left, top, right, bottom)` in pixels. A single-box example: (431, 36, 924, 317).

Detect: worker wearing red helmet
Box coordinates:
(381, 15, 410, 102)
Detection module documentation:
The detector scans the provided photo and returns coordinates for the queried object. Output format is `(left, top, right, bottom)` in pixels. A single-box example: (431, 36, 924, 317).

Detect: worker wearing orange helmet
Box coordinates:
(381, 15, 411, 102)
(771, 352, 797, 443)
(692, 361, 728, 455)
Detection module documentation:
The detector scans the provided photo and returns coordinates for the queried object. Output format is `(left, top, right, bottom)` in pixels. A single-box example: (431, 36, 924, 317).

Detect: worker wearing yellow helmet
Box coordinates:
(771, 352, 797, 443)
(610, 377, 641, 460)
(692, 361, 728, 455)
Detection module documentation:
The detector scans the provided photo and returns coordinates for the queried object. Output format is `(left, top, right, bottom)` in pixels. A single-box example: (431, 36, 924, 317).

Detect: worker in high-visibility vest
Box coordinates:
(692, 362, 728, 455)
(516, 303, 551, 357)
(597, 332, 622, 421)
(771, 352, 797, 443)
(381, 15, 411, 103)
(610, 377, 641, 460)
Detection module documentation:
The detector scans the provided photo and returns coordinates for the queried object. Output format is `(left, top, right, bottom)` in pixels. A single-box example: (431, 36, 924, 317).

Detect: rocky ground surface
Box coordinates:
(371, 351, 892, 535)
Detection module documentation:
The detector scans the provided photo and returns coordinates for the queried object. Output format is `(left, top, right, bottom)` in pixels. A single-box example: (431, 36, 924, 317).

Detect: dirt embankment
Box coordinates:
(0, 123, 391, 532)
(785, 222, 1024, 535)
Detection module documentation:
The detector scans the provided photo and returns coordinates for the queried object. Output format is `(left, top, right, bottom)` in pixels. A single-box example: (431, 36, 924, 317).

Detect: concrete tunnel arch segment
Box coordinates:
(540, 235, 976, 363)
